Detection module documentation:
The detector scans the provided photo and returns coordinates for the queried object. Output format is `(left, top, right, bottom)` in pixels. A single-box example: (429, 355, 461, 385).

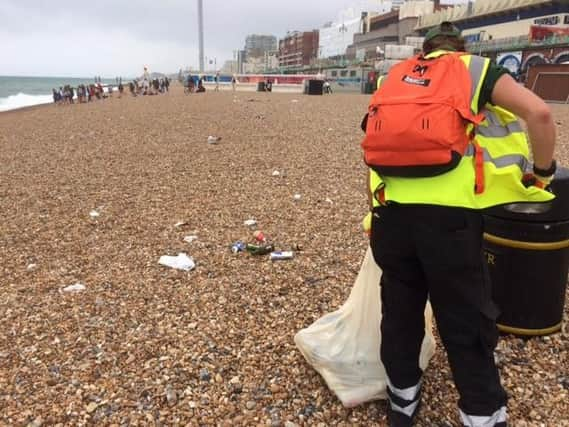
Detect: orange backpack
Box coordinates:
(361, 52, 484, 177)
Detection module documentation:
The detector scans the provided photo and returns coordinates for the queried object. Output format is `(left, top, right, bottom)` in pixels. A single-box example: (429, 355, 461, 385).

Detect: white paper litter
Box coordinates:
(89, 210, 100, 218)
(184, 235, 198, 244)
(26, 263, 37, 271)
(159, 253, 195, 271)
(62, 283, 86, 292)
(244, 219, 257, 227)
(272, 170, 280, 177)
(174, 221, 189, 228)
(207, 135, 221, 144)
(293, 194, 302, 200)
(325, 198, 333, 204)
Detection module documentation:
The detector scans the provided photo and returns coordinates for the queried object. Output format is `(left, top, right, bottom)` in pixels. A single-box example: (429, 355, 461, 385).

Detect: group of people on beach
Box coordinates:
(130, 77, 170, 96)
(51, 74, 171, 105)
(52, 82, 122, 105)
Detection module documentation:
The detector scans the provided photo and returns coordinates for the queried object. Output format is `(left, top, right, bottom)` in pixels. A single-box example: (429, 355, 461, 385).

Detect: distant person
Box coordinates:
(214, 72, 220, 91)
(164, 77, 170, 92)
(52, 88, 60, 105)
(185, 74, 195, 93)
(265, 79, 272, 92)
(231, 75, 237, 91)
(118, 81, 124, 97)
(196, 78, 206, 93)
(324, 80, 333, 94)
(142, 66, 150, 95)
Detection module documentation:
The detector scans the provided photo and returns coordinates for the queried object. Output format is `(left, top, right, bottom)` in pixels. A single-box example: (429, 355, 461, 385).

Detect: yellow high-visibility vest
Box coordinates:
(368, 51, 554, 209)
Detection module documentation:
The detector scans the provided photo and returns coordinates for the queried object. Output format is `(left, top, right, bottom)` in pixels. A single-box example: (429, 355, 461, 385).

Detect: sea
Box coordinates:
(0, 76, 124, 112)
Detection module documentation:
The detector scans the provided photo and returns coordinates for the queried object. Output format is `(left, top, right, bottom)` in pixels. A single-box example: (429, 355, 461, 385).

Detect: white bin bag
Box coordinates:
(294, 246, 436, 408)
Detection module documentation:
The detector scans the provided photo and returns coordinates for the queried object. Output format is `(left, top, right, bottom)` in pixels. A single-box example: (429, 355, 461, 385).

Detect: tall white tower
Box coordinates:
(198, 0, 205, 72)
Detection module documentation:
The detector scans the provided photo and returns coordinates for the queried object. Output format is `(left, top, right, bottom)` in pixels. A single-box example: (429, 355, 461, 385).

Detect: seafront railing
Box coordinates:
(467, 35, 569, 53)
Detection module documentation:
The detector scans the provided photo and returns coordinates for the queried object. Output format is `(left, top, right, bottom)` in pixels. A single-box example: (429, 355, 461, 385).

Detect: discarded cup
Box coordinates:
(231, 241, 246, 253)
(270, 251, 294, 261)
(253, 230, 266, 243)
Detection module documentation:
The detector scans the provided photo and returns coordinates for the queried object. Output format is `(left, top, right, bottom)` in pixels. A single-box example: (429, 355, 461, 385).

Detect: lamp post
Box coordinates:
(479, 30, 487, 56)
(339, 22, 348, 65)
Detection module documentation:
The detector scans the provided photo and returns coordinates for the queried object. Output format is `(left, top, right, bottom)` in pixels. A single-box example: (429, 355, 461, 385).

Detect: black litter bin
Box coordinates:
(257, 82, 266, 92)
(306, 80, 323, 95)
(483, 167, 569, 336)
(362, 82, 375, 94)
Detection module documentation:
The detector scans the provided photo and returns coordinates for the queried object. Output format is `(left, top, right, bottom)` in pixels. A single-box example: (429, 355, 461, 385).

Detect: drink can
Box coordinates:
(231, 241, 246, 253)
(270, 251, 294, 261)
(253, 230, 266, 242)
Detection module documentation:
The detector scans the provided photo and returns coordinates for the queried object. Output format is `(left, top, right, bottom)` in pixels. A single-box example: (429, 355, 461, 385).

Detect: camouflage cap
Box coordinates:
(424, 21, 462, 42)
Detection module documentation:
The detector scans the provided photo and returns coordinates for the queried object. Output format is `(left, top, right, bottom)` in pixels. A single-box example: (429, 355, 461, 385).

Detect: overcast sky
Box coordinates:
(1, 0, 467, 78)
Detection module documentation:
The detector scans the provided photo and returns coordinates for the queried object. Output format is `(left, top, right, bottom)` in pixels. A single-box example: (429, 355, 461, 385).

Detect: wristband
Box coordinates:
(533, 160, 556, 177)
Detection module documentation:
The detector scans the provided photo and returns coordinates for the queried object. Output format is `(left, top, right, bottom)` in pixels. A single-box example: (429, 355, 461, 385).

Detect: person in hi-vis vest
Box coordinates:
(361, 22, 556, 427)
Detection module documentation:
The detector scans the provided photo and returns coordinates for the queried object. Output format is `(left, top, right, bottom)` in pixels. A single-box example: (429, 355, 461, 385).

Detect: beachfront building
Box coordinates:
(318, 2, 392, 60)
(415, 0, 569, 74)
(278, 30, 320, 69)
(244, 51, 280, 73)
(244, 34, 278, 59)
(345, 1, 440, 62)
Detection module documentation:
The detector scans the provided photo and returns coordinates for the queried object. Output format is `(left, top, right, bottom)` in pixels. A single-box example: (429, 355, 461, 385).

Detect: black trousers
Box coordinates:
(370, 204, 508, 417)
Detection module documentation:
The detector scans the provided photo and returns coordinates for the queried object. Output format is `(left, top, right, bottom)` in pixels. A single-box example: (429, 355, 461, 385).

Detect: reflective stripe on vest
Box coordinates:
(464, 144, 530, 172)
(467, 55, 488, 116)
(476, 108, 524, 137)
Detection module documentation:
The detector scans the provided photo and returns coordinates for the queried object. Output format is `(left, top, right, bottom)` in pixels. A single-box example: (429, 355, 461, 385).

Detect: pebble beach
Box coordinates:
(0, 86, 568, 426)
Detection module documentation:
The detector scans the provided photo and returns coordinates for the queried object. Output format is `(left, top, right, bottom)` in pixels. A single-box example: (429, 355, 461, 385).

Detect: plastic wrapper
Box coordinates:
(295, 246, 436, 407)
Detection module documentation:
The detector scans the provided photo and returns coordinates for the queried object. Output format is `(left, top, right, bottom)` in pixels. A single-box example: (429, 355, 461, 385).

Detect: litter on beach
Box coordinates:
(183, 235, 198, 244)
(159, 253, 195, 271)
(244, 219, 257, 227)
(62, 283, 86, 292)
(207, 135, 221, 144)
(174, 221, 190, 228)
(272, 170, 280, 177)
(293, 194, 302, 200)
(89, 210, 100, 218)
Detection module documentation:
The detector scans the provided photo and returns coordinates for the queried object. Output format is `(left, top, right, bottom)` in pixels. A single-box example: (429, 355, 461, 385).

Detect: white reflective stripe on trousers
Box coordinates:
(386, 375, 422, 402)
(390, 399, 420, 418)
(460, 406, 507, 427)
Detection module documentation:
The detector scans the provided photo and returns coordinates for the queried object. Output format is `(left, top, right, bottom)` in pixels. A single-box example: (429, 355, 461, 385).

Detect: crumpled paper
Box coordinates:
(159, 253, 195, 271)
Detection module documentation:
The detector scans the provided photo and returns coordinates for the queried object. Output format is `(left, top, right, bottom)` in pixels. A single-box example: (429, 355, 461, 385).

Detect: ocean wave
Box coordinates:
(0, 92, 54, 112)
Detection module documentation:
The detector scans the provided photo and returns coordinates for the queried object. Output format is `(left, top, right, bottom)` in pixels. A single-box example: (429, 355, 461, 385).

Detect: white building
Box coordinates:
(319, 1, 393, 59)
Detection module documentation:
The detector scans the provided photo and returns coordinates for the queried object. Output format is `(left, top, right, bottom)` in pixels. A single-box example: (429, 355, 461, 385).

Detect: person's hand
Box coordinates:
(522, 172, 553, 189)
(362, 212, 372, 236)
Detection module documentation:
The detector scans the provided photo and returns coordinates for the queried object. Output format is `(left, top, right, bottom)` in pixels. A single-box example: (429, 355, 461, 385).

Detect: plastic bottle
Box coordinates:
(246, 243, 274, 256)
